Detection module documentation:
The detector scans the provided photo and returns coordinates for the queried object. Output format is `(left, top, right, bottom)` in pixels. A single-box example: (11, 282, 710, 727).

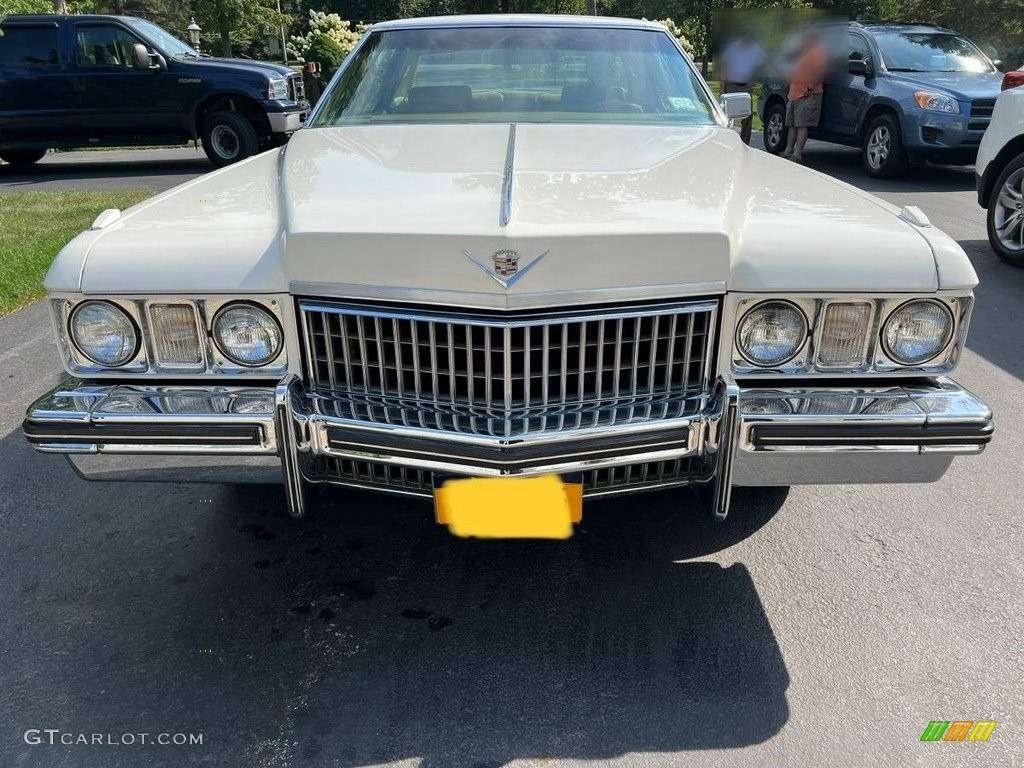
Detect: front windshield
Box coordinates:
(311, 25, 717, 126)
(875, 31, 993, 73)
(133, 19, 199, 58)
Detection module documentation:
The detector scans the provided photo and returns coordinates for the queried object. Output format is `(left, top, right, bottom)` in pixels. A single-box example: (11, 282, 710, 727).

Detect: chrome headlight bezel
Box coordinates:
(211, 301, 284, 368)
(735, 300, 809, 367)
(67, 300, 141, 367)
(50, 296, 290, 377)
(880, 298, 955, 366)
(731, 294, 971, 376)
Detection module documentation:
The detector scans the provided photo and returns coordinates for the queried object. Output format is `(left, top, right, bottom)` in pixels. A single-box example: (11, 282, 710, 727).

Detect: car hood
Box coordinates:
(53, 124, 977, 307)
(886, 70, 1004, 100)
(175, 56, 293, 80)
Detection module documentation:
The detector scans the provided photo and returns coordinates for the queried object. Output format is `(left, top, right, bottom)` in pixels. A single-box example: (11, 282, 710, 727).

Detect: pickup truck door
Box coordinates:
(0, 21, 79, 146)
(71, 22, 181, 141)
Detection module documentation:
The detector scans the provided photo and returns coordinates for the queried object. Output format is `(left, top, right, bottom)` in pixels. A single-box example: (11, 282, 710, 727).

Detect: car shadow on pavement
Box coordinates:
(959, 238, 1024, 382)
(0, 426, 790, 768)
(791, 142, 977, 195)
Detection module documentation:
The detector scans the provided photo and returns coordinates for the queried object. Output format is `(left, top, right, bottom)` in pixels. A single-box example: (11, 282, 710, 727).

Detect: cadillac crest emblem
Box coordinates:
(492, 249, 520, 277)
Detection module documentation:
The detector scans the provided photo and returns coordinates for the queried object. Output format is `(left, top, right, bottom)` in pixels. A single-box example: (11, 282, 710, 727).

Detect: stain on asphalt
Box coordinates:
(427, 616, 453, 631)
(402, 608, 431, 620)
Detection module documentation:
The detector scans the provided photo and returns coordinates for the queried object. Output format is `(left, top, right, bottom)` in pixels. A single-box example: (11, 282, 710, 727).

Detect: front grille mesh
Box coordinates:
(304, 456, 704, 498)
(300, 300, 717, 437)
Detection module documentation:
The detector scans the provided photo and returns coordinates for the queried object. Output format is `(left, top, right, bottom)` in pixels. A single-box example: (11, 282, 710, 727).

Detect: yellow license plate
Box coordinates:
(434, 474, 583, 539)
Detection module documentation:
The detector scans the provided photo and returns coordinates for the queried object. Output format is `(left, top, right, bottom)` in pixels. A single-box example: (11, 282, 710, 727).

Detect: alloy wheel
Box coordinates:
(866, 126, 890, 170)
(766, 112, 783, 150)
(994, 167, 1024, 252)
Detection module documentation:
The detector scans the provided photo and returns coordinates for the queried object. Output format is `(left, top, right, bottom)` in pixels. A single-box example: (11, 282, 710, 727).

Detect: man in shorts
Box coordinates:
(782, 29, 828, 163)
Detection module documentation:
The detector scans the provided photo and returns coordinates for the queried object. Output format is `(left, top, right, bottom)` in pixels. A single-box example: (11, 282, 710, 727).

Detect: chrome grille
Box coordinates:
(304, 456, 704, 498)
(288, 73, 305, 101)
(299, 300, 718, 437)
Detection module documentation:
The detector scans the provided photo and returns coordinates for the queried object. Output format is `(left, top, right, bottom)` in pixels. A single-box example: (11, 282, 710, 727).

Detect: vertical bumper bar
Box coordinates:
(275, 375, 306, 519)
(702, 377, 740, 520)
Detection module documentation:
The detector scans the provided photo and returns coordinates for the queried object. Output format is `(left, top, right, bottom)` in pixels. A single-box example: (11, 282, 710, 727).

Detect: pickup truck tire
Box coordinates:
(0, 150, 46, 168)
(862, 114, 907, 178)
(762, 101, 788, 155)
(986, 152, 1024, 267)
(201, 111, 259, 167)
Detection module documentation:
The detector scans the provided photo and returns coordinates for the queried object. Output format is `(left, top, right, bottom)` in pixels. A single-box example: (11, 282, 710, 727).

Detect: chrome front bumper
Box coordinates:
(23, 376, 993, 520)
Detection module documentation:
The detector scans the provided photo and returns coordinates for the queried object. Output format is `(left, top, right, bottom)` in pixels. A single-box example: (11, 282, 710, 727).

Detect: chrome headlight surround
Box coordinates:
(211, 302, 284, 367)
(731, 295, 971, 376)
(50, 296, 290, 377)
(880, 298, 954, 366)
(735, 300, 809, 367)
(67, 300, 141, 367)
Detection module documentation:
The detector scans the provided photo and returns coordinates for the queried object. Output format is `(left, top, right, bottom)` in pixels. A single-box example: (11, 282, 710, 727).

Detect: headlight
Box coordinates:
(914, 91, 960, 114)
(212, 303, 283, 367)
(68, 301, 139, 367)
(268, 78, 289, 100)
(882, 299, 954, 365)
(736, 301, 808, 366)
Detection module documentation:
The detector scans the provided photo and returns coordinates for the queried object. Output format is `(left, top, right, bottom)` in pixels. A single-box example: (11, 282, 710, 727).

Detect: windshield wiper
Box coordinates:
(886, 67, 925, 72)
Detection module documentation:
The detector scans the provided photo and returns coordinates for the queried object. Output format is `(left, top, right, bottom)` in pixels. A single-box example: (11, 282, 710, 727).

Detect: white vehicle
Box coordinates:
(22, 16, 992, 535)
(976, 72, 1024, 265)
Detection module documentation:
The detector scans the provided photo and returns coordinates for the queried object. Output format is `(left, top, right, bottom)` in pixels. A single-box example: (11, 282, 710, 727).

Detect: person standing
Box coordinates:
(719, 32, 766, 145)
(782, 29, 828, 163)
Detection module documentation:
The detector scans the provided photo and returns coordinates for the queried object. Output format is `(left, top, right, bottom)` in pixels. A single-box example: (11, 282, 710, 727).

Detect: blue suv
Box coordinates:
(761, 22, 1003, 177)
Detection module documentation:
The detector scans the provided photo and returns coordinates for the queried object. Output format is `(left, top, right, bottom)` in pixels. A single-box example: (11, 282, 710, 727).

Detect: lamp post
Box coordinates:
(187, 18, 201, 49)
(277, 0, 289, 66)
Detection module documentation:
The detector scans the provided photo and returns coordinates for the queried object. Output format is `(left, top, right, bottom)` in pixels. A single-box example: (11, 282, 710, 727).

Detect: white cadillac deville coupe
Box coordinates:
(24, 15, 994, 534)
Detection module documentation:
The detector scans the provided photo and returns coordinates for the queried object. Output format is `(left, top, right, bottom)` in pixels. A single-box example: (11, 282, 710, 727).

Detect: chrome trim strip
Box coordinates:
(287, 281, 728, 311)
(499, 122, 516, 227)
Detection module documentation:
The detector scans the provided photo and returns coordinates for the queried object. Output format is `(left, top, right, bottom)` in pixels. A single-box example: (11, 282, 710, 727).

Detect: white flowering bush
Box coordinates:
(651, 18, 695, 58)
(288, 10, 367, 63)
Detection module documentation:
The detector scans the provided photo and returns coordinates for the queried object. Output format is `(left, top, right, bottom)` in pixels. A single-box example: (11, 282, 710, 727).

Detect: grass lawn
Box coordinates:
(0, 190, 153, 316)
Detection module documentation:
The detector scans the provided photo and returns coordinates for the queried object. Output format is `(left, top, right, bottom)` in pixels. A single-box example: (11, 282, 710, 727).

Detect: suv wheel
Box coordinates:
(202, 111, 259, 167)
(986, 152, 1024, 267)
(0, 150, 46, 168)
(862, 114, 907, 178)
(763, 102, 787, 155)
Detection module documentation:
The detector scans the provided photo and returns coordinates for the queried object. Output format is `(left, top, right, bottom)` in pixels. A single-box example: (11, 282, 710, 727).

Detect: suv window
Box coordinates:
(847, 33, 870, 63)
(0, 25, 59, 68)
(76, 25, 143, 68)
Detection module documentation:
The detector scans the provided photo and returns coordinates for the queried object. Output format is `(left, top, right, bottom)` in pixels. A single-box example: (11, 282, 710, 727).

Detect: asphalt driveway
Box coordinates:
(0, 139, 1021, 767)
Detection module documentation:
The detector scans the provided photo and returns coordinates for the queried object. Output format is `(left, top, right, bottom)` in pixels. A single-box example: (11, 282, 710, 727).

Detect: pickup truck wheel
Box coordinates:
(986, 153, 1024, 267)
(862, 114, 907, 178)
(202, 111, 259, 167)
(0, 150, 46, 168)
(762, 102, 787, 155)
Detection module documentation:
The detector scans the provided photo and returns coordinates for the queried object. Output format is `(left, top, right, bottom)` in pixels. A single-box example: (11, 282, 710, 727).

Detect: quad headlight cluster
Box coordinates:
(54, 297, 287, 375)
(733, 296, 967, 374)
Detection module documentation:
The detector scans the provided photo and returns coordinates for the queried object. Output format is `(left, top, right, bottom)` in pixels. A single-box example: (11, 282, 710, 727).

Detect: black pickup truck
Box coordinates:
(0, 14, 310, 167)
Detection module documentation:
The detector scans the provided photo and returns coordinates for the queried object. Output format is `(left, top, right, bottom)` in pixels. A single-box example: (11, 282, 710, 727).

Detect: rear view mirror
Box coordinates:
(719, 92, 752, 121)
(848, 59, 870, 76)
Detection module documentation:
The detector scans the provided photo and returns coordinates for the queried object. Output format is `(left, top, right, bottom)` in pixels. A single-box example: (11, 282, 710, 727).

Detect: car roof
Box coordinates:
(1, 14, 143, 24)
(370, 14, 667, 32)
(854, 22, 955, 34)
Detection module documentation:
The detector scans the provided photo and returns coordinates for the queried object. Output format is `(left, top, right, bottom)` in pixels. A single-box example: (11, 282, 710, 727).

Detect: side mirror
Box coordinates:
(848, 58, 870, 76)
(992, 59, 1004, 72)
(719, 91, 752, 121)
(131, 43, 156, 70)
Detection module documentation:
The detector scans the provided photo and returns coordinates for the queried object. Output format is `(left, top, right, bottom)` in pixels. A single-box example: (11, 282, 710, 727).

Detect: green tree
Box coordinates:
(193, 0, 288, 57)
